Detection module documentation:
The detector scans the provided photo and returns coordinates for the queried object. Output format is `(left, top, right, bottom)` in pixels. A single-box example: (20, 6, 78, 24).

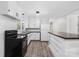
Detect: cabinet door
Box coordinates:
(4, 2, 17, 18)
(8, 1, 21, 20)
(7, 8, 16, 18)
(29, 33, 40, 40)
(0, 1, 8, 14)
(0, 1, 22, 20)
(48, 33, 65, 57)
(65, 40, 79, 57)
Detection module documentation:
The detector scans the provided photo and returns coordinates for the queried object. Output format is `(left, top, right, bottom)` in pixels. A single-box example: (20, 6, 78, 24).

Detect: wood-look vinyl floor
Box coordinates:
(25, 41, 53, 57)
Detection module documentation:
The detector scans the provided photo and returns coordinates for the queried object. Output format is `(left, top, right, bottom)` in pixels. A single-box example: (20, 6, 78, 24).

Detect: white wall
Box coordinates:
(0, 15, 17, 57)
(24, 15, 28, 28)
(50, 9, 79, 34)
(66, 15, 78, 34)
(65, 9, 79, 34)
(28, 16, 40, 28)
(49, 17, 66, 33)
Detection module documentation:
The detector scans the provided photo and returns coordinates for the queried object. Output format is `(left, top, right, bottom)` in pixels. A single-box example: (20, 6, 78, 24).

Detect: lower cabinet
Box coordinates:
(65, 40, 79, 57)
(48, 33, 79, 57)
(48, 33, 65, 57)
(27, 33, 40, 45)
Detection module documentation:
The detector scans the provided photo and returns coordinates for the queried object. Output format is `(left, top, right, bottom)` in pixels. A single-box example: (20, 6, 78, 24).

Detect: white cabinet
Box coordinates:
(28, 33, 40, 40)
(27, 33, 40, 45)
(48, 33, 65, 57)
(65, 40, 79, 57)
(48, 33, 79, 57)
(0, 1, 22, 20)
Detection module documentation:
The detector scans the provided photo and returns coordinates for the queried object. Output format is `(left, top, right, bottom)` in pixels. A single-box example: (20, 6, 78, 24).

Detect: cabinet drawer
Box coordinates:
(65, 48, 79, 57)
(52, 35, 64, 43)
(49, 37, 64, 50)
(49, 43, 64, 57)
(0, 1, 23, 20)
(65, 40, 79, 49)
(49, 40, 64, 56)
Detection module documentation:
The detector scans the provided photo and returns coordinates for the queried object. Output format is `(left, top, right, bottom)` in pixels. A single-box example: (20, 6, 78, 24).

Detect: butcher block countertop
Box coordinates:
(48, 32, 79, 39)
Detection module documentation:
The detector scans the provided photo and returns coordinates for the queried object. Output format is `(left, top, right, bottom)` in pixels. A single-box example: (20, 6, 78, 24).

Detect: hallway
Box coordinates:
(25, 41, 53, 57)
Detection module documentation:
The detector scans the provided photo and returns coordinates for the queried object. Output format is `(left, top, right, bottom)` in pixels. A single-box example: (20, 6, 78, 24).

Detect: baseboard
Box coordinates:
(41, 40, 48, 42)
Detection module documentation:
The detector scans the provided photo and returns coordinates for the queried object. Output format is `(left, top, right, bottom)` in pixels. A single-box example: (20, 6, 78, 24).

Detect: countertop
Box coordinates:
(48, 32, 79, 39)
(17, 31, 41, 39)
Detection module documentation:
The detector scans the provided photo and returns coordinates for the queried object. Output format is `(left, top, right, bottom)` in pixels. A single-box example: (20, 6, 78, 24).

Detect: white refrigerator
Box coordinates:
(41, 24, 49, 41)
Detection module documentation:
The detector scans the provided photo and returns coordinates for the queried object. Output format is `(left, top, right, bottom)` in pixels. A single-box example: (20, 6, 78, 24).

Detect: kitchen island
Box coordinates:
(48, 32, 79, 57)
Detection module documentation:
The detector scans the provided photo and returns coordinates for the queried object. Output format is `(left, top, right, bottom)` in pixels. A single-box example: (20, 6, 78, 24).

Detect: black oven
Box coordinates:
(5, 30, 22, 57)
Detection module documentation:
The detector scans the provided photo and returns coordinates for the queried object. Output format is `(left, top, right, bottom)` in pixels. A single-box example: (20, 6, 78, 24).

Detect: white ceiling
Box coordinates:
(17, 1, 79, 19)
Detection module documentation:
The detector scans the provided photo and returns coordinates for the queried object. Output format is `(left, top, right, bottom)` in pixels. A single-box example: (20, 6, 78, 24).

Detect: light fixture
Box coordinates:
(36, 11, 40, 14)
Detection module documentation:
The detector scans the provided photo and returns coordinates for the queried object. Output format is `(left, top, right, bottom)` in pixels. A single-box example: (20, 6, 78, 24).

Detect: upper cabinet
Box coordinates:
(0, 1, 23, 20)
